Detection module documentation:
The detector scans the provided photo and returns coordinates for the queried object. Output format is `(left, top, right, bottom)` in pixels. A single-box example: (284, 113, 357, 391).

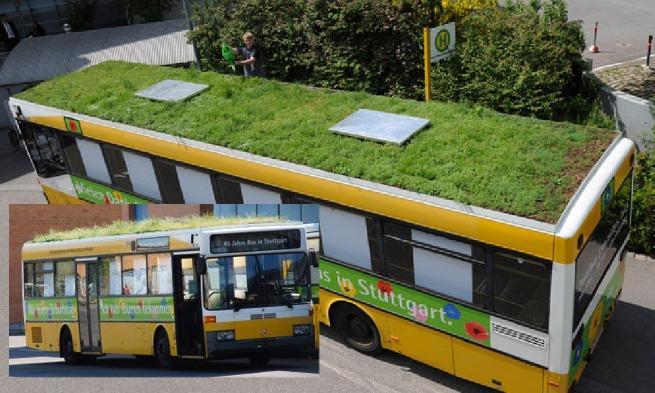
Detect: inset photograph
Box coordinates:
(9, 204, 319, 377)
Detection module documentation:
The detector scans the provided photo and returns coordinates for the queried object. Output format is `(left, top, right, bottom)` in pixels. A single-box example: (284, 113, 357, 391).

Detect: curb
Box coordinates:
(627, 252, 654, 262)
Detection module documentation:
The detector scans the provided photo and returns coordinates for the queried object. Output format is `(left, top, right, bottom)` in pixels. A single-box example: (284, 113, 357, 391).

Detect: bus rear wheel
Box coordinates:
(334, 305, 382, 355)
(60, 329, 82, 365)
(154, 330, 177, 369)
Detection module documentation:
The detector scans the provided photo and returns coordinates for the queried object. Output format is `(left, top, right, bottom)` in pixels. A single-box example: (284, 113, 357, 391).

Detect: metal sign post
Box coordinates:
(424, 23, 457, 102)
(424, 27, 431, 102)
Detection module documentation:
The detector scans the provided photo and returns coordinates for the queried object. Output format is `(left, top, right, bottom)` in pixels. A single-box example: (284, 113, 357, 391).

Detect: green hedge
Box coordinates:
(189, 0, 426, 98)
(190, 0, 600, 122)
(629, 131, 655, 258)
(431, 0, 592, 121)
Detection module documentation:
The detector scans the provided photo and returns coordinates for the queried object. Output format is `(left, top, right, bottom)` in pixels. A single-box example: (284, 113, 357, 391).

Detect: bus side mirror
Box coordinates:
(309, 249, 319, 268)
(196, 258, 207, 275)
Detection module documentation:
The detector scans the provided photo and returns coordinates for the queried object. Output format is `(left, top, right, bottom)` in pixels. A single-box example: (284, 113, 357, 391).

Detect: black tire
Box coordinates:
(334, 305, 382, 355)
(154, 330, 176, 369)
(248, 353, 271, 367)
(60, 329, 82, 365)
(134, 355, 153, 363)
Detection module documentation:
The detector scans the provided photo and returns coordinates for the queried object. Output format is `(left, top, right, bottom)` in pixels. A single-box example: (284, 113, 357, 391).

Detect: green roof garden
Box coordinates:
(31, 215, 283, 243)
(17, 61, 616, 223)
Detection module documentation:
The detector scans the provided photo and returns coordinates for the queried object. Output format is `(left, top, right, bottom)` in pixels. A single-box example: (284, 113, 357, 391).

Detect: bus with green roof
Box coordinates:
(11, 61, 635, 392)
(21, 216, 319, 368)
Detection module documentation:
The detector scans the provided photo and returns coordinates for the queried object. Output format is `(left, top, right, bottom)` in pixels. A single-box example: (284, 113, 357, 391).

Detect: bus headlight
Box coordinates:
(216, 330, 235, 341)
(293, 324, 311, 336)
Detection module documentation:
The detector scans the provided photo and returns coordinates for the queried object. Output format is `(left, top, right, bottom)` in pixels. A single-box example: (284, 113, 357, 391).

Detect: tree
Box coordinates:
(118, 0, 173, 24)
(66, 0, 98, 31)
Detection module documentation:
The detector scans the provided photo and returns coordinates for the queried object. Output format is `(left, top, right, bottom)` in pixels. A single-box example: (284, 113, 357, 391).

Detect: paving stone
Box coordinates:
(595, 64, 655, 101)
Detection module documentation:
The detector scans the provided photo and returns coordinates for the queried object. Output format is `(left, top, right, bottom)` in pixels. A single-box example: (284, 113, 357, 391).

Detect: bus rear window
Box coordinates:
(574, 173, 632, 327)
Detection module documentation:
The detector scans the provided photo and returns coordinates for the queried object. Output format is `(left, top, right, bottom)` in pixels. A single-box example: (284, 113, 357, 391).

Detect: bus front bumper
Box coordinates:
(205, 332, 315, 359)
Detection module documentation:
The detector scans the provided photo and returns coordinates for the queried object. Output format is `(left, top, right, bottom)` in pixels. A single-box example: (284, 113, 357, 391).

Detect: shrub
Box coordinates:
(629, 129, 655, 258)
(190, 0, 603, 123)
(190, 0, 426, 98)
(118, 0, 174, 24)
(431, 0, 587, 120)
(66, 0, 98, 31)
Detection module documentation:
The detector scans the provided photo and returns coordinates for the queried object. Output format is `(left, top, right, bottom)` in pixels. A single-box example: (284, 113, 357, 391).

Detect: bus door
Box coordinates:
(76, 259, 101, 353)
(172, 254, 205, 357)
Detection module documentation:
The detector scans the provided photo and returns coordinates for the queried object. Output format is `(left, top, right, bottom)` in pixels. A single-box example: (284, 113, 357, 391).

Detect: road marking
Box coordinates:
(593, 56, 648, 72)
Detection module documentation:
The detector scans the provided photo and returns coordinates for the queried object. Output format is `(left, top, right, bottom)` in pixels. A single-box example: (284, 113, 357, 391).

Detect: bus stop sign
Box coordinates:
(430, 22, 456, 62)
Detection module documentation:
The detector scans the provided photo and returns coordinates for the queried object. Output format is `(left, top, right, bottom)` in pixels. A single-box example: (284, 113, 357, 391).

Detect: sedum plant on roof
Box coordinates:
(17, 61, 617, 223)
(32, 215, 284, 243)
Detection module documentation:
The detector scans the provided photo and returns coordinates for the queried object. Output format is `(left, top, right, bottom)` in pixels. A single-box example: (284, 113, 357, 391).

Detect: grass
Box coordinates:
(17, 61, 617, 223)
(32, 215, 283, 242)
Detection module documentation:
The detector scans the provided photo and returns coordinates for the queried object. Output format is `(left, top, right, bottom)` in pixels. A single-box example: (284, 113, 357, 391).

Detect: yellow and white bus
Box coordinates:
(11, 62, 635, 392)
(22, 218, 319, 368)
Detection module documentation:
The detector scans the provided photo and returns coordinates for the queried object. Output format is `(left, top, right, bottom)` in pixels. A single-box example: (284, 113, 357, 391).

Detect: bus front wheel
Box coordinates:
(154, 329, 177, 369)
(334, 304, 382, 355)
(60, 329, 82, 365)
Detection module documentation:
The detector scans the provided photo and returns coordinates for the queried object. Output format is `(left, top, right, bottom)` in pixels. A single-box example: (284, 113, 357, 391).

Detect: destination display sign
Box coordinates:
(210, 230, 301, 254)
(135, 236, 170, 251)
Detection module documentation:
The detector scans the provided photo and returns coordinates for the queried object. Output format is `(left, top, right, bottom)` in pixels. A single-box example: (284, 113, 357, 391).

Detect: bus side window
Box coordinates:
(153, 159, 184, 203)
(55, 261, 76, 297)
(102, 145, 134, 192)
(381, 221, 415, 284)
(122, 254, 147, 295)
(57, 133, 87, 177)
(24, 264, 35, 298)
(319, 205, 373, 271)
(492, 252, 551, 329)
(76, 138, 112, 184)
(98, 256, 122, 295)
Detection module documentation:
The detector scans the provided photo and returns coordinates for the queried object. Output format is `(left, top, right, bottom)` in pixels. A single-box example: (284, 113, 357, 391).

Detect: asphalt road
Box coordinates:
(8, 336, 319, 378)
(567, 0, 655, 68)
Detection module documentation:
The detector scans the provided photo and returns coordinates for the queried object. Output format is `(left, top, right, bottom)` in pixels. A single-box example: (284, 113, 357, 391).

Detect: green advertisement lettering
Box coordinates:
(71, 176, 150, 204)
(99, 296, 175, 322)
(25, 298, 78, 321)
(319, 259, 491, 346)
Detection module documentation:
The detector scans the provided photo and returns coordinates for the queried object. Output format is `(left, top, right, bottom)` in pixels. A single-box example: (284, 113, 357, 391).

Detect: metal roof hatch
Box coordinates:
(135, 79, 208, 102)
(329, 109, 430, 145)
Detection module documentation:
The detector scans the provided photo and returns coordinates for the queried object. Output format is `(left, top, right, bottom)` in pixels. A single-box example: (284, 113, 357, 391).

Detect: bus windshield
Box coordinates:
(204, 252, 310, 310)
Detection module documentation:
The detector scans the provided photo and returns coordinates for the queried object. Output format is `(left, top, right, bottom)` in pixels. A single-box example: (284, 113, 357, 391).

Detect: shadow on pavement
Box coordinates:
(9, 351, 319, 377)
(0, 128, 33, 185)
(320, 324, 492, 393)
(579, 300, 655, 393)
(9, 346, 59, 360)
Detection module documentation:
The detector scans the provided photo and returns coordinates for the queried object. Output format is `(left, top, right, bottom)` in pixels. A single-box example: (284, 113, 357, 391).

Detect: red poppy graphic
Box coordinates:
(68, 120, 77, 132)
(108, 308, 113, 318)
(464, 321, 489, 341)
(103, 195, 111, 204)
(377, 280, 393, 294)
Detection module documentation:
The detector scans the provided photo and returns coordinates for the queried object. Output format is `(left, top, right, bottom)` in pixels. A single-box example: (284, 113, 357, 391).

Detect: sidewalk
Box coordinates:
(595, 62, 655, 102)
